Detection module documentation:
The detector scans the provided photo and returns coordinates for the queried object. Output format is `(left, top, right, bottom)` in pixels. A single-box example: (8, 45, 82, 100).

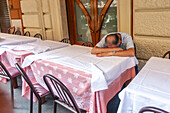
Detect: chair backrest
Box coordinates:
(15, 63, 41, 100)
(134, 43, 137, 55)
(162, 51, 170, 59)
(81, 42, 94, 47)
(0, 61, 11, 79)
(139, 106, 169, 113)
(14, 30, 21, 35)
(43, 74, 81, 113)
(34, 33, 43, 40)
(60, 38, 71, 44)
(24, 31, 30, 36)
(7, 26, 15, 34)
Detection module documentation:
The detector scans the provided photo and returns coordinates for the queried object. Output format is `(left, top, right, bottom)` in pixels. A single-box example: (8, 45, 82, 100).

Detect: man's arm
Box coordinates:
(96, 48, 135, 57)
(91, 46, 123, 55)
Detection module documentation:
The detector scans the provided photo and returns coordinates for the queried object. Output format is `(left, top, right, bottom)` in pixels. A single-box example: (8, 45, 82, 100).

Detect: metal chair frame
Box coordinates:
(15, 63, 49, 113)
(14, 30, 21, 35)
(7, 26, 15, 34)
(139, 106, 169, 113)
(24, 31, 31, 36)
(43, 74, 81, 113)
(133, 43, 139, 75)
(34, 33, 43, 40)
(0, 61, 20, 107)
(162, 51, 170, 59)
(60, 38, 71, 44)
(81, 42, 94, 47)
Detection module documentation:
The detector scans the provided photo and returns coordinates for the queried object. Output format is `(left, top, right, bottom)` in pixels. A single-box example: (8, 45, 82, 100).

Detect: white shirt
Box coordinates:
(96, 32, 134, 50)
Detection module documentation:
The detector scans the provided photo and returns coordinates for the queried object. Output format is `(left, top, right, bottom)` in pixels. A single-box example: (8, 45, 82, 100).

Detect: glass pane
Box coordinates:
(98, 0, 117, 40)
(75, 0, 91, 42)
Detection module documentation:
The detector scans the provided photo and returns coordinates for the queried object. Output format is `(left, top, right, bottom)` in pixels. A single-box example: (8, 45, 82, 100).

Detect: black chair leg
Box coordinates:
(135, 65, 139, 75)
(10, 80, 14, 107)
(38, 100, 41, 113)
(53, 101, 56, 113)
(30, 90, 33, 113)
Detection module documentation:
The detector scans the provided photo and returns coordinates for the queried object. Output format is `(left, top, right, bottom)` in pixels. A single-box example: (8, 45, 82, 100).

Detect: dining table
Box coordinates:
(1, 40, 70, 66)
(0, 33, 39, 83)
(117, 57, 170, 113)
(0, 34, 70, 83)
(0, 33, 138, 113)
(22, 45, 138, 113)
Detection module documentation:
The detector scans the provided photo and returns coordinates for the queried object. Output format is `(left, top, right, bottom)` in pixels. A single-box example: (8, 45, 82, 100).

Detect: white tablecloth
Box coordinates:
(22, 45, 138, 92)
(117, 57, 170, 113)
(0, 33, 40, 46)
(1, 40, 70, 54)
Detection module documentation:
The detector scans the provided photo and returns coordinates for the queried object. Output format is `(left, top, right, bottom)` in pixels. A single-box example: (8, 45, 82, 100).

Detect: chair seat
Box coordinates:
(7, 67, 20, 77)
(33, 83, 49, 97)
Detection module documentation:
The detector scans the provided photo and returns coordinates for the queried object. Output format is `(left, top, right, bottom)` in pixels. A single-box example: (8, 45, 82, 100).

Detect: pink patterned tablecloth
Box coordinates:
(0, 41, 70, 83)
(5, 50, 33, 66)
(0, 50, 33, 83)
(26, 59, 136, 113)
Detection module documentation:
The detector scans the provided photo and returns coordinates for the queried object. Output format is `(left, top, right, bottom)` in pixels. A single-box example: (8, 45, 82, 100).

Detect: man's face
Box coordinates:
(106, 36, 119, 48)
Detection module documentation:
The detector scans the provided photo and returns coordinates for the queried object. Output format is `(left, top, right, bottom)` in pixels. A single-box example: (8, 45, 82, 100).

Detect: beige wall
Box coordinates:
(118, 0, 132, 35)
(133, 0, 170, 60)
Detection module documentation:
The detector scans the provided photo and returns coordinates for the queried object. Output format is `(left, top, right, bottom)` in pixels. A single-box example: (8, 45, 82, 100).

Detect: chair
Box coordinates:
(139, 106, 169, 113)
(14, 30, 21, 35)
(15, 63, 49, 113)
(24, 31, 31, 36)
(60, 38, 71, 44)
(34, 33, 43, 40)
(0, 61, 20, 107)
(134, 43, 137, 56)
(162, 51, 170, 59)
(81, 42, 94, 47)
(43, 74, 81, 113)
(134, 43, 139, 75)
(7, 26, 15, 34)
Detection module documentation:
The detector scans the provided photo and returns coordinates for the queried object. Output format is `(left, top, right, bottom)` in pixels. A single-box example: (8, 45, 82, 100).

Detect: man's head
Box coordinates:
(105, 33, 121, 48)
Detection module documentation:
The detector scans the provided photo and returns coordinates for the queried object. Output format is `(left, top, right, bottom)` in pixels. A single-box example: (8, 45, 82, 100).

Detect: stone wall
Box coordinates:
(133, 0, 170, 61)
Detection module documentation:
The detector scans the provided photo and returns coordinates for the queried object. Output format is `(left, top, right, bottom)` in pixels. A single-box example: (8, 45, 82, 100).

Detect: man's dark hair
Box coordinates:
(105, 34, 120, 45)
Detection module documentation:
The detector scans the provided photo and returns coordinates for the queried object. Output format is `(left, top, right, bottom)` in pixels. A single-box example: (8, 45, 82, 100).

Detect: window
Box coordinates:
(66, 0, 117, 45)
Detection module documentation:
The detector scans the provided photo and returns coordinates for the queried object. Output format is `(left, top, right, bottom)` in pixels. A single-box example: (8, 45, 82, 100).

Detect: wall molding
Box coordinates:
(134, 34, 170, 38)
(135, 7, 170, 12)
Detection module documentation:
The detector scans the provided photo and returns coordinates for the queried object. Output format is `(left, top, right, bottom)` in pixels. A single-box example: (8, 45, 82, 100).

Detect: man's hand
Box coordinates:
(96, 52, 113, 57)
(94, 48, 135, 57)
(91, 46, 123, 55)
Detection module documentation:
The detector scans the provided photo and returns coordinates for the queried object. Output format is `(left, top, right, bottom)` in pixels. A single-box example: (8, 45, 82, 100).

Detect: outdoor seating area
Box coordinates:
(0, 33, 134, 113)
(1, 0, 170, 113)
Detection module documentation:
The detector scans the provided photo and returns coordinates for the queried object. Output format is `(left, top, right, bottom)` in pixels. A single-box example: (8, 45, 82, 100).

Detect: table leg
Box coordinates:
(13, 77, 18, 88)
(41, 97, 46, 104)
